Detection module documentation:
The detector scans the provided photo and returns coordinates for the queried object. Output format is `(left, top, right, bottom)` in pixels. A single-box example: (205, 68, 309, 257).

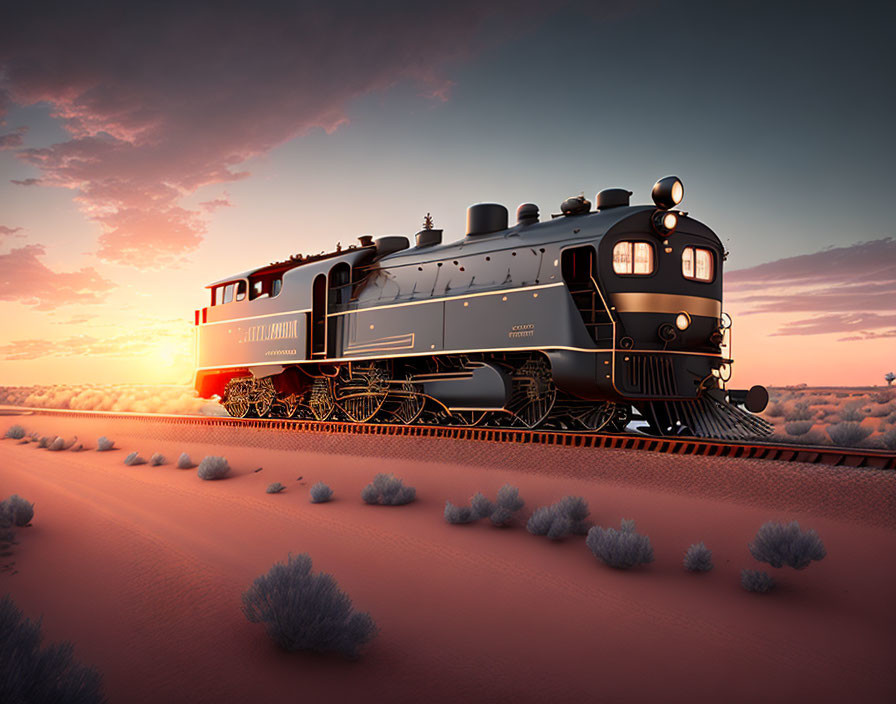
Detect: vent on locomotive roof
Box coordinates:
(466, 203, 508, 237)
(596, 188, 633, 210)
(517, 203, 539, 226)
(560, 195, 591, 216)
(374, 236, 409, 256)
(415, 212, 442, 247)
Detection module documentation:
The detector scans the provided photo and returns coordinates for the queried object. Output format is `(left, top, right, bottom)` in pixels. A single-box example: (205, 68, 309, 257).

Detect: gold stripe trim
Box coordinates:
(195, 345, 723, 371)
(611, 293, 721, 317)
(345, 333, 415, 353)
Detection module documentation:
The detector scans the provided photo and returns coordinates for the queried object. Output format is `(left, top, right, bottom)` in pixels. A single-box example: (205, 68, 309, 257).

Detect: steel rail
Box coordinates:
(4, 406, 894, 470)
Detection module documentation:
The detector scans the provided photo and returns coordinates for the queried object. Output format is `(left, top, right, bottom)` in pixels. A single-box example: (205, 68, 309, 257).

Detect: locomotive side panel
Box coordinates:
(197, 310, 308, 371)
(336, 302, 444, 358)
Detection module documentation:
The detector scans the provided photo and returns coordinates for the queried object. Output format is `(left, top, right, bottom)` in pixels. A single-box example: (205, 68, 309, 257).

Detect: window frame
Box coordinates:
(612, 240, 656, 277)
(681, 246, 715, 283)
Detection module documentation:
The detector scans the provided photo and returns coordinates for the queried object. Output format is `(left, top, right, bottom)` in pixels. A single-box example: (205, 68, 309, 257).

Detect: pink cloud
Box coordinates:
(10, 177, 41, 186)
(0, 2, 551, 267)
(0, 244, 116, 310)
(199, 196, 232, 213)
(0, 225, 24, 239)
(0, 127, 26, 148)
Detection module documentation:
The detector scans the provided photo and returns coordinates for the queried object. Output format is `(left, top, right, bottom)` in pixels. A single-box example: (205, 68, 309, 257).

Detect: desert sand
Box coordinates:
(2, 412, 895, 703)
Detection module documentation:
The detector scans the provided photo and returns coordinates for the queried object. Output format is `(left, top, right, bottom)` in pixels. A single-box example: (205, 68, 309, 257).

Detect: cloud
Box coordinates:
(725, 238, 896, 339)
(0, 244, 116, 309)
(0, 1, 551, 267)
(0, 126, 26, 148)
(0, 225, 24, 240)
(199, 196, 231, 213)
(10, 177, 41, 186)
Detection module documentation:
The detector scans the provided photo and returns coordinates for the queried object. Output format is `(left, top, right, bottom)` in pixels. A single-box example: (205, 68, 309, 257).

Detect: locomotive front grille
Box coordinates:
(625, 354, 677, 396)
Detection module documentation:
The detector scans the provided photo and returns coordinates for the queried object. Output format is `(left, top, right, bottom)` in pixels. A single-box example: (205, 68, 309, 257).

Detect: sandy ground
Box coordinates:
(2, 413, 895, 703)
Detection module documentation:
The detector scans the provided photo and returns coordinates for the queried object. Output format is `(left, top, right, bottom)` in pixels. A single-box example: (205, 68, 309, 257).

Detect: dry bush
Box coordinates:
(868, 402, 894, 418)
(765, 402, 786, 418)
(150, 453, 165, 466)
(741, 569, 776, 593)
(784, 421, 814, 436)
(241, 554, 377, 658)
(586, 519, 654, 569)
(873, 389, 894, 404)
(176, 452, 193, 469)
(197, 456, 231, 480)
(839, 402, 866, 422)
(123, 452, 147, 466)
(444, 501, 475, 524)
(0, 595, 106, 703)
(96, 436, 114, 452)
(528, 496, 590, 540)
(784, 401, 813, 422)
(683, 542, 713, 572)
(749, 521, 826, 570)
(361, 474, 415, 505)
(827, 422, 873, 447)
(310, 482, 333, 503)
(4, 424, 25, 440)
(880, 428, 896, 450)
(1, 495, 34, 527)
(266, 482, 286, 494)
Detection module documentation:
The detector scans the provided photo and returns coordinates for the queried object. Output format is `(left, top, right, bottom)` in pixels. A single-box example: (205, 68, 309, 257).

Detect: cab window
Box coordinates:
(612, 241, 654, 275)
(682, 247, 714, 282)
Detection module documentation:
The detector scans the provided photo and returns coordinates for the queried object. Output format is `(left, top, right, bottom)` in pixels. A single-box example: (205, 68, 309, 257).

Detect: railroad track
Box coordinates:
(3, 406, 894, 470)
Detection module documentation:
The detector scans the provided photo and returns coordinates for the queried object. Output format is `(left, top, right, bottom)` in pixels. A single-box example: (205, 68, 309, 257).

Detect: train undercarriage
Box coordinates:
(219, 352, 770, 439)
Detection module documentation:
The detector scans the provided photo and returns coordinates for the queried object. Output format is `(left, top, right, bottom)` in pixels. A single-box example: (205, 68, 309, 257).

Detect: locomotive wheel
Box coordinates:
(449, 410, 487, 426)
(308, 378, 335, 421)
(507, 356, 557, 429)
(573, 401, 616, 432)
(276, 393, 301, 419)
(253, 377, 276, 418)
(605, 404, 631, 433)
(337, 364, 389, 423)
(380, 374, 425, 425)
(222, 377, 252, 418)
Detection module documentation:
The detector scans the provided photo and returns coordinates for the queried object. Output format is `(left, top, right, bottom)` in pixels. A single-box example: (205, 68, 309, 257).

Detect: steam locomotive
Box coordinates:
(193, 176, 771, 438)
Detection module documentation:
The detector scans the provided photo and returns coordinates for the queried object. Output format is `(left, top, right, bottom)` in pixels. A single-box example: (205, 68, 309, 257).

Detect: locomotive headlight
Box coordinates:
(651, 209, 678, 236)
(651, 176, 684, 209)
(675, 312, 691, 330)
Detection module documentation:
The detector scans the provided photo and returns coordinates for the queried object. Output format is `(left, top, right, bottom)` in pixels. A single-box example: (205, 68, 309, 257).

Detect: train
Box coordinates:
(192, 176, 772, 438)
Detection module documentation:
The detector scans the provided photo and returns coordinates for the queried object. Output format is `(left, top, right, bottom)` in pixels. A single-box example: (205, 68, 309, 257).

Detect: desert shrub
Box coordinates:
(37, 436, 50, 449)
(1, 495, 34, 527)
(241, 553, 377, 658)
(741, 569, 776, 593)
(784, 401, 812, 422)
(749, 520, 826, 569)
(765, 402, 785, 418)
(0, 595, 106, 703)
(873, 390, 894, 404)
(887, 411, 896, 426)
(868, 402, 894, 418)
(123, 452, 147, 466)
(839, 402, 866, 422)
(880, 428, 896, 450)
(361, 474, 415, 505)
(827, 422, 872, 447)
(176, 452, 193, 469)
(470, 492, 494, 519)
(586, 519, 654, 569)
(773, 429, 828, 446)
(683, 542, 713, 572)
(0, 509, 15, 554)
(266, 482, 286, 494)
(47, 437, 66, 451)
(150, 453, 165, 466)
(310, 482, 333, 503)
(444, 501, 475, 524)
(527, 496, 590, 540)
(197, 456, 230, 480)
(4, 424, 25, 440)
(96, 436, 114, 452)
(784, 421, 814, 436)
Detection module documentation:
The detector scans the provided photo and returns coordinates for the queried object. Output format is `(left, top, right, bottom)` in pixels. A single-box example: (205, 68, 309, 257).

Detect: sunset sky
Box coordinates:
(1, 0, 893, 389)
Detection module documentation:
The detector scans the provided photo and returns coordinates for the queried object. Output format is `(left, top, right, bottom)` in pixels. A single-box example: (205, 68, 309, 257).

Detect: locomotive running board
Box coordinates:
(644, 394, 773, 440)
